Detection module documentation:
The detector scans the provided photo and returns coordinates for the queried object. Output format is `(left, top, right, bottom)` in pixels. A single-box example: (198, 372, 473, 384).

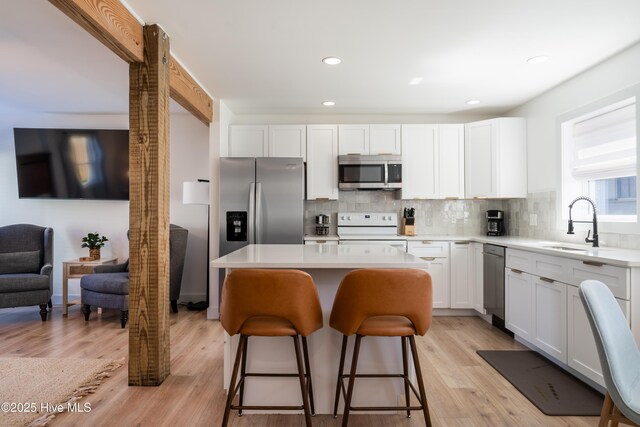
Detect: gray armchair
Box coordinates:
(0, 224, 53, 321)
(80, 224, 188, 327)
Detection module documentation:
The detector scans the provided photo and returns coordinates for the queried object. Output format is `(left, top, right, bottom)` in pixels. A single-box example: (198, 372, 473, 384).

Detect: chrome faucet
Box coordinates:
(567, 196, 599, 247)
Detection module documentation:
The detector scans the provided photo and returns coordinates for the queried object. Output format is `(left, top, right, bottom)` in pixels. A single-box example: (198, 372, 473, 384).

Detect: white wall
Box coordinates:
(509, 41, 640, 193)
(0, 112, 209, 305)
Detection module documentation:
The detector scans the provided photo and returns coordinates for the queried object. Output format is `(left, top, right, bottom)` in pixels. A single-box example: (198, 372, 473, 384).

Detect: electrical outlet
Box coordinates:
(529, 213, 537, 226)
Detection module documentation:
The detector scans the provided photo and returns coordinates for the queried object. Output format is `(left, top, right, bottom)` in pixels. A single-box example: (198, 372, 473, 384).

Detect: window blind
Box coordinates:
(572, 100, 636, 180)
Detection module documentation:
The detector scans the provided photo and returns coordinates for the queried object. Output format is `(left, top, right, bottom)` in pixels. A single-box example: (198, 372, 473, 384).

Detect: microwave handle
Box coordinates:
(384, 162, 388, 185)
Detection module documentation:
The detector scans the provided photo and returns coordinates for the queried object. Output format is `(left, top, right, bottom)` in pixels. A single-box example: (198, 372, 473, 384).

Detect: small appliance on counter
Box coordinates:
(402, 207, 415, 236)
(486, 210, 505, 236)
(315, 214, 330, 236)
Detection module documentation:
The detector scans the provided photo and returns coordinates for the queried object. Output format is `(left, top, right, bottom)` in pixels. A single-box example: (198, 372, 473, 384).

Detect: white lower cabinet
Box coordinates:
(567, 285, 630, 387)
(471, 243, 485, 314)
(505, 268, 533, 341)
(407, 241, 450, 308)
(450, 241, 473, 309)
(532, 277, 567, 363)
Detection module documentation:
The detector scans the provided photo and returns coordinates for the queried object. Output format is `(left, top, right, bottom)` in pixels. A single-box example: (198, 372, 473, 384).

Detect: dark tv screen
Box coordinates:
(14, 128, 129, 200)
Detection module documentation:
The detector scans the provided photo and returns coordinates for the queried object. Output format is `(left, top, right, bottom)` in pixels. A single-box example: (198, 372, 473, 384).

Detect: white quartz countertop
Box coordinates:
(407, 235, 640, 267)
(211, 244, 427, 269)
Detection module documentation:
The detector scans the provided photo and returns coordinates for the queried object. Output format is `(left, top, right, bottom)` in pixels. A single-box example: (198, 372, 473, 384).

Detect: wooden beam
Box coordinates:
(48, 0, 144, 63)
(169, 56, 214, 124)
(49, 0, 214, 123)
(128, 24, 171, 386)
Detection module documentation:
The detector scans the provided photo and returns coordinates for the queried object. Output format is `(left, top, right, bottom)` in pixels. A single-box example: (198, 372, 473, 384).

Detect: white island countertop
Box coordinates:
(211, 244, 427, 269)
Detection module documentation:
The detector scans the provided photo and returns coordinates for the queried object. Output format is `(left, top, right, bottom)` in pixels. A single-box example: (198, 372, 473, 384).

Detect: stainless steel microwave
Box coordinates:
(338, 155, 402, 190)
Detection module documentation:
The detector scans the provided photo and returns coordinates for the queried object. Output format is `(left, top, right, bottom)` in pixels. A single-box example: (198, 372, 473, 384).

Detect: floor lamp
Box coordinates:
(183, 179, 210, 311)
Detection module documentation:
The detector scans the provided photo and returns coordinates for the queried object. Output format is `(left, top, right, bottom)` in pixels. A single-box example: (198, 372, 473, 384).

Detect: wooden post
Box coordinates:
(128, 24, 171, 386)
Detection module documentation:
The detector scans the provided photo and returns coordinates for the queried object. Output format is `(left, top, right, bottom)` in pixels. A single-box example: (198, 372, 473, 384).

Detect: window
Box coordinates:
(561, 97, 637, 223)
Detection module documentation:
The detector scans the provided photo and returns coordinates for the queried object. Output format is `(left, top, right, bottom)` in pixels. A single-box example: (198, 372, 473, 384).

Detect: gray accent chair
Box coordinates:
(579, 280, 640, 426)
(80, 224, 188, 327)
(0, 224, 53, 321)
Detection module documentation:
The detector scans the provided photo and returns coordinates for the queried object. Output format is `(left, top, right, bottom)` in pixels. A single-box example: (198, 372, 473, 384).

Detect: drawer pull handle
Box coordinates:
(583, 260, 605, 267)
(421, 240, 432, 244)
(454, 241, 470, 245)
(314, 198, 331, 201)
(420, 257, 436, 261)
(444, 197, 459, 200)
(540, 277, 554, 283)
(316, 240, 327, 244)
(510, 268, 523, 274)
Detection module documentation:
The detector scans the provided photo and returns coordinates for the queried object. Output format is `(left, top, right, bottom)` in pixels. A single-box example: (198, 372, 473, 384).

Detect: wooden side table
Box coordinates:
(62, 257, 117, 315)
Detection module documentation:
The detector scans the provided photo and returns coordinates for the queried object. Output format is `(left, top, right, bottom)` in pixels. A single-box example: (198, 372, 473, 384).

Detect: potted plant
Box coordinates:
(81, 232, 108, 260)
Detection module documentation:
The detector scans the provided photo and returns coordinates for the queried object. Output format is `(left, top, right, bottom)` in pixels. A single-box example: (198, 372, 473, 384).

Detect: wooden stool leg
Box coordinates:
(222, 335, 246, 427)
(409, 335, 432, 427)
(238, 336, 249, 416)
(301, 336, 316, 416)
(293, 335, 312, 427)
(342, 334, 362, 427)
(401, 336, 411, 418)
(333, 335, 348, 418)
(599, 392, 614, 427)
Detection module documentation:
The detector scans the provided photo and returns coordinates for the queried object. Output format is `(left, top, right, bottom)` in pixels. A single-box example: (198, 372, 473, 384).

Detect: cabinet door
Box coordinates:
(338, 125, 369, 155)
(306, 125, 339, 200)
(439, 124, 465, 199)
(229, 125, 269, 157)
(370, 125, 401, 155)
(268, 125, 306, 160)
(532, 277, 567, 362)
(505, 269, 533, 341)
(472, 243, 485, 314)
(401, 125, 439, 199)
(422, 259, 450, 309)
(450, 241, 473, 308)
(567, 285, 630, 387)
(464, 121, 494, 198)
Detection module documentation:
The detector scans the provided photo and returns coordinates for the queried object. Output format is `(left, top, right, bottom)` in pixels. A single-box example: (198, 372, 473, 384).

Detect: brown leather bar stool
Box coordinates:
(220, 269, 323, 427)
(330, 268, 433, 427)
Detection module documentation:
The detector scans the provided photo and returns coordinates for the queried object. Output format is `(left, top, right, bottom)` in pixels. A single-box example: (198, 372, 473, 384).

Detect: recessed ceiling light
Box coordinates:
(322, 101, 335, 106)
(527, 56, 549, 64)
(322, 57, 342, 65)
(409, 77, 423, 85)
(466, 99, 480, 105)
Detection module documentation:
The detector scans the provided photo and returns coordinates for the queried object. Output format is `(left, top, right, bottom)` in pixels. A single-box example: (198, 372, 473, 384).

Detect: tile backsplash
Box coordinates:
(305, 190, 640, 250)
(304, 191, 504, 236)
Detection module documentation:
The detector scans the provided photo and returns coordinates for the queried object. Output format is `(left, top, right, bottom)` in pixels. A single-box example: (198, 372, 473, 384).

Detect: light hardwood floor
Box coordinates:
(0, 306, 600, 426)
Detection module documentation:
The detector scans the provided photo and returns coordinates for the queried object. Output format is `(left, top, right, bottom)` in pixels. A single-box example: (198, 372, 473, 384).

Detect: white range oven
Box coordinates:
(337, 212, 407, 252)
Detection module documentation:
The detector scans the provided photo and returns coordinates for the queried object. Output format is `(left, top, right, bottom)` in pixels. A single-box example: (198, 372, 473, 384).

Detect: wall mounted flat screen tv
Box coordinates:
(14, 128, 129, 200)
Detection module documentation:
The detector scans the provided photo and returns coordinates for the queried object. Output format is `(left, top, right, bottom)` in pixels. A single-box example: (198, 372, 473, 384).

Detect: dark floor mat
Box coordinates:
(477, 350, 603, 416)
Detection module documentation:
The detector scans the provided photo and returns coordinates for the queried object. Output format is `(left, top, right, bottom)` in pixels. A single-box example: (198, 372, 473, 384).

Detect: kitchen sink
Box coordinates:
(542, 245, 590, 252)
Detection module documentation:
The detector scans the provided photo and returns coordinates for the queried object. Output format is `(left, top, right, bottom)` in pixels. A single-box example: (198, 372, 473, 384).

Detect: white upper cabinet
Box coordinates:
(229, 125, 306, 159)
(401, 125, 439, 199)
(338, 124, 401, 155)
(369, 125, 401, 155)
(229, 125, 269, 157)
(268, 125, 307, 160)
(439, 124, 465, 199)
(306, 125, 339, 200)
(464, 117, 527, 198)
(338, 125, 369, 155)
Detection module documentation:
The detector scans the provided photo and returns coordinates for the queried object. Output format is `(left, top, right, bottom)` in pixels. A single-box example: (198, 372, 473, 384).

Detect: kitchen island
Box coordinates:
(211, 243, 427, 414)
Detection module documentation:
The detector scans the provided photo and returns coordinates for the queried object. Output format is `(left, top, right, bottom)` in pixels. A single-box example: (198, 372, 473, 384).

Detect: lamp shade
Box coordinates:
(183, 181, 210, 205)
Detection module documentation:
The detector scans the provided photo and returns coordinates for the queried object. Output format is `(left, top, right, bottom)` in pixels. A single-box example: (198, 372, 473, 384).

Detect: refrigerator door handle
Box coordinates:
(255, 182, 263, 244)
(248, 182, 256, 244)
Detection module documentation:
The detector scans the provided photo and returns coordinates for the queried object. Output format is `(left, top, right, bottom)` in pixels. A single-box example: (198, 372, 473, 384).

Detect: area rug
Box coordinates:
(0, 357, 124, 426)
(477, 350, 603, 416)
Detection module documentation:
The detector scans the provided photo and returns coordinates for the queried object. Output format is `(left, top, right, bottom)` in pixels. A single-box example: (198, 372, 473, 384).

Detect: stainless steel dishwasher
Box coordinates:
(483, 244, 506, 323)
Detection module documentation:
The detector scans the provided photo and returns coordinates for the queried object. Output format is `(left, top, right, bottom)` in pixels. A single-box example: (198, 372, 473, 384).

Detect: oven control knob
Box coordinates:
(340, 215, 345, 220)
(387, 215, 393, 221)
(347, 216, 352, 220)
(382, 216, 386, 221)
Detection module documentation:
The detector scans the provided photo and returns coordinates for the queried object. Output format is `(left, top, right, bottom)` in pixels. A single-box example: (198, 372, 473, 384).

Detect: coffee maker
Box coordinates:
(486, 210, 505, 236)
(315, 214, 330, 236)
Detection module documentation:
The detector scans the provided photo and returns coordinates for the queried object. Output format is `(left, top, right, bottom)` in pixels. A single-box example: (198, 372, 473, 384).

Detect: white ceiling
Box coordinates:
(2, 0, 640, 116)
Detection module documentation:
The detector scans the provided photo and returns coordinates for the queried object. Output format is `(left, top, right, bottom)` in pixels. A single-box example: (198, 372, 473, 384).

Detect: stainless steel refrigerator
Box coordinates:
(219, 157, 304, 257)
